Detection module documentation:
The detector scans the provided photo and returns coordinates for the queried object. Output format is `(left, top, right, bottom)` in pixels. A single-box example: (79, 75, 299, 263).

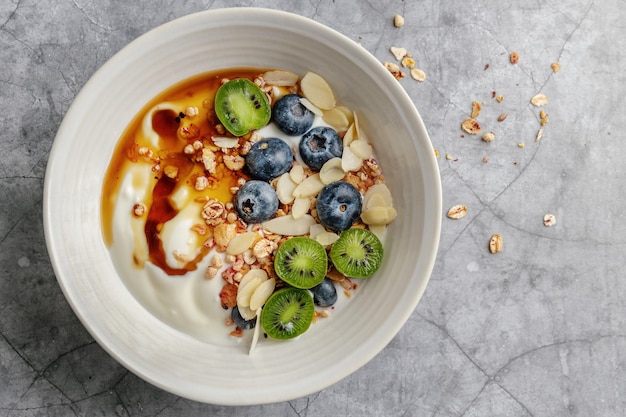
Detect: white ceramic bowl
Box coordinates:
(44, 8, 441, 405)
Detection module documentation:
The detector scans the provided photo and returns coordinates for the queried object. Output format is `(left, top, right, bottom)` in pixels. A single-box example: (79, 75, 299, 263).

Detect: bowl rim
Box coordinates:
(43, 7, 442, 405)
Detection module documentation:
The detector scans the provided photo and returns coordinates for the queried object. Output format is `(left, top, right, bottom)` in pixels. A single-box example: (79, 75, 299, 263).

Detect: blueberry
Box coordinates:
(272, 94, 315, 136)
(231, 306, 256, 330)
(246, 137, 294, 181)
(235, 180, 279, 223)
(299, 126, 343, 171)
(310, 277, 337, 307)
(316, 181, 362, 231)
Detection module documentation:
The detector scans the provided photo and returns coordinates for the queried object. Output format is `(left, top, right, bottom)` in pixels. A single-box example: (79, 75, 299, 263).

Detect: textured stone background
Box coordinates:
(2, 0, 625, 416)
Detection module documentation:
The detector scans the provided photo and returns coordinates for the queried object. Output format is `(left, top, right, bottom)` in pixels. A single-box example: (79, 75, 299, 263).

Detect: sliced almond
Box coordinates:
(341, 146, 363, 172)
(226, 232, 257, 255)
(322, 107, 350, 132)
(292, 197, 311, 219)
(410, 68, 426, 82)
(335, 106, 354, 124)
(361, 206, 397, 225)
(263, 214, 317, 236)
(447, 204, 468, 219)
(299, 97, 323, 117)
(365, 193, 388, 209)
(248, 308, 262, 355)
(353, 112, 362, 140)
(349, 139, 373, 159)
(237, 276, 264, 308)
(309, 223, 326, 239)
(315, 231, 340, 247)
(238, 268, 268, 294)
(212, 137, 239, 148)
(363, 183, 393, 209)
(262, 69, 299, 86)
(368, 224, 388, 242)
(289, 164, 305, 184)
(238, 305, 257, 321)
(342, 123, 358, 147)
(249, 278, 276, 311)
(276, 172, 297, 204)
(489, 234, 503, 253)
(300, 72, 336, 110)
(320, 157, 345, 184)
(293, 173, 324, 198)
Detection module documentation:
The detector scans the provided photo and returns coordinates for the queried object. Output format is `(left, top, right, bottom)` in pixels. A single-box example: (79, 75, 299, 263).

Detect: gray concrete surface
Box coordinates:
(2, 0, 625, 416)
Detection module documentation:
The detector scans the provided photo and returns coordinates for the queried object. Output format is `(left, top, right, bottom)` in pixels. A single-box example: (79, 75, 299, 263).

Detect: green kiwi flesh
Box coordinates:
(214, 78, 271, 136)
(330, 228, 383, 278)
(274, 237, 327, 289)
(261, 287, 314, 340)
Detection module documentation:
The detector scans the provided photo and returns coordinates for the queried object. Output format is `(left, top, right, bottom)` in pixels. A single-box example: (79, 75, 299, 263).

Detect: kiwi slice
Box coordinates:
(261, 287, 314, 340)
(274, 237, 327, 289)
(214, 78, 271, 136)
(330, 228, 383, 278)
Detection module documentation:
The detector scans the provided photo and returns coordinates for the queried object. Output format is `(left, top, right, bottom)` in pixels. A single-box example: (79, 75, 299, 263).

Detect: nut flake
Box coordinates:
(551, 62, 561, 73)
(390, 46, 408, 61)
(401, 56, 416, 68)
(543, 214, 556, 227)
(489, 234, 503, 253)
(530, 93, 548, 107)
(535, 128, 544, 142)
(410, 68, 426, 82)
(393, 14, 405, 27)
(497, 113, 508, 122)
(510, 52, 519, 64)
(447, 204, 468, 220)
(461, 118, 482, 135)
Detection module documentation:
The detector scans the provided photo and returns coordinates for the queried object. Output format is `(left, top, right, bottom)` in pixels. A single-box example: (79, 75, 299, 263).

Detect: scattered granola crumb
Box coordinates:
(496, 95, 504, 103)
(543, 214, 556, 227)
(393, 14, 405, 27)
(482, 156, 489, 163)
(518, 142, 525, 148)
(484, 63, 490, 70)
(461, 118, 482, 135)
(433, 148, 439, 158)
(132, 203, 146, 217)
(384, 62, 405, 79)
(510, 51, 519, 64)
(471, 101, 482, 118)
(445, 153, 453, 160)
(551, 62, 561, 73)
(401, 56, 416, 68)
(482, 132, 495, 142)
(497, 113, 508, 122)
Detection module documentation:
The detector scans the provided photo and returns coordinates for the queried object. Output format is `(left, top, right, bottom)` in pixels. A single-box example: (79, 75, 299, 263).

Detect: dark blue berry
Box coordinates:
(310, 277, 337, 307)
(272, 94, 315, 136)
(231, 306, 256, 330)
(235, 180, 279, 223)
(246, 137, 294, 181)
(299, 126, 343, 171)
(316, 181, 362, 231)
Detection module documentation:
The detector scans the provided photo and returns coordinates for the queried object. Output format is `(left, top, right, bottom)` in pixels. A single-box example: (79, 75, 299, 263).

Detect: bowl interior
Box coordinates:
(44, 8, 441, 405)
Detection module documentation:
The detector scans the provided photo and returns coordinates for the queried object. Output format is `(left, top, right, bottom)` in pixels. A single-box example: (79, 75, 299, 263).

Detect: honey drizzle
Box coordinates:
(101, 68, 266, 275)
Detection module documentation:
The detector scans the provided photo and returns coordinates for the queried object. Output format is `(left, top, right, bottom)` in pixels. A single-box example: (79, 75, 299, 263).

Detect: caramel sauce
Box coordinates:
(101, 68, 267, 275)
